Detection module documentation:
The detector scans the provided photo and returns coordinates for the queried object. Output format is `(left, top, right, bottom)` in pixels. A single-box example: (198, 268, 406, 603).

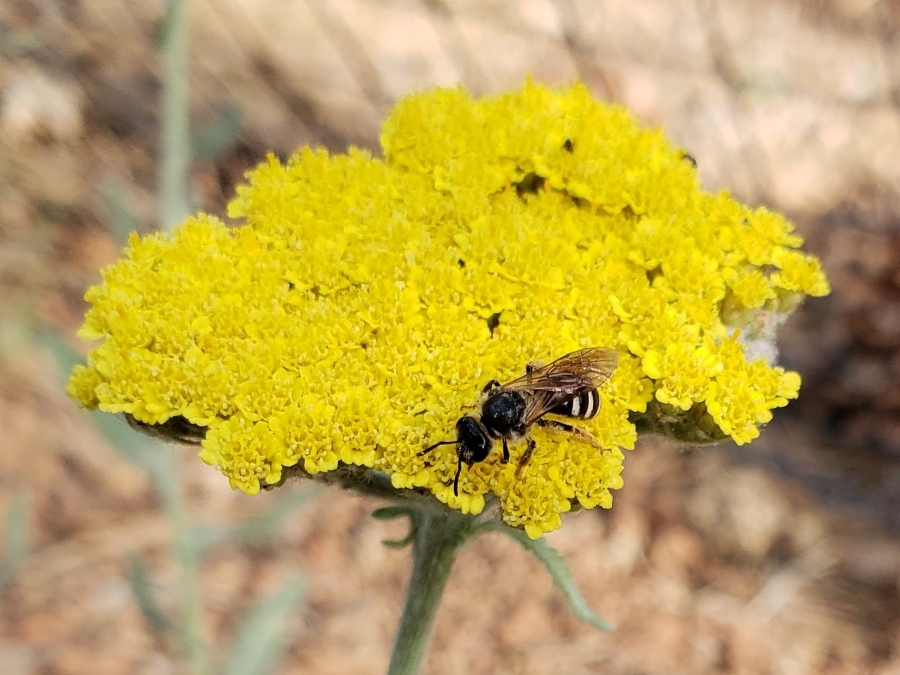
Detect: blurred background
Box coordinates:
(1, 0, 899, 673)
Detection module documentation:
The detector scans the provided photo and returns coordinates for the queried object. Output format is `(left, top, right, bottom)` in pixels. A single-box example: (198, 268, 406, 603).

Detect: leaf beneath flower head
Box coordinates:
(371, 506, 416, 548)
(492, 524, 614, 632)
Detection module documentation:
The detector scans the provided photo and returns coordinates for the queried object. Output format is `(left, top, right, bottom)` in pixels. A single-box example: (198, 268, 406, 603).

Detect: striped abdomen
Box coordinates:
(550, 389, 601, 419)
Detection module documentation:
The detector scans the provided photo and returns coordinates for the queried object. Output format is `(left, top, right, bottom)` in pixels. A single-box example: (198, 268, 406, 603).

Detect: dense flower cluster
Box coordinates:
(68, 82, 828, 538)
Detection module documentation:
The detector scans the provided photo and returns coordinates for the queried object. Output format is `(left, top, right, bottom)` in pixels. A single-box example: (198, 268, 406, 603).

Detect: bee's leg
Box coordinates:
(515, 438, 537, 477)
(535, 419, 601, 448)
(419, 439, 458, 456)
(501, 437, 510, 464)
(481, 379, 501, 394)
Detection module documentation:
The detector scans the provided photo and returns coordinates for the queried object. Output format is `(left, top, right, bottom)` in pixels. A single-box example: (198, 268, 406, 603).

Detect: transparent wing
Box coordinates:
(500, 348, 619, 427)
(502, 348, 619, 393)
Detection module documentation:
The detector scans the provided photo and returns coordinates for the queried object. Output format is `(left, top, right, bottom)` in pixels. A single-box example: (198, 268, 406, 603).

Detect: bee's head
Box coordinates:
(420, 416, 493, 497)
(455, 415, 492, 464)
(453, 415, 492, 495)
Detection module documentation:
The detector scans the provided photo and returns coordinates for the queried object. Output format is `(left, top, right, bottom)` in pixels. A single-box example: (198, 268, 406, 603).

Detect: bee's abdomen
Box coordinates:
(551, 389, 600, 419)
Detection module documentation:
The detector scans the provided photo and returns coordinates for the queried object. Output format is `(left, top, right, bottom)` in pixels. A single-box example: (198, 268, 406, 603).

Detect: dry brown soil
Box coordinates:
(1, 1, 899, 674)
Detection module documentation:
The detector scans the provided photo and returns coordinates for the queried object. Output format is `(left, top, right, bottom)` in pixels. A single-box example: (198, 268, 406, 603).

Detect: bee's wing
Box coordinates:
(502, 348, 619, 426)
(502, 348, 619, 392)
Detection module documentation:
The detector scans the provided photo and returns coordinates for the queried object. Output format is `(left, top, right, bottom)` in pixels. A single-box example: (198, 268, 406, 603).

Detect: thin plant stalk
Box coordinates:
(386, 512, 471, 675)
(156, 1, 208, 673)
(159, 0, 191, 229)
(156, 448, 212, 675)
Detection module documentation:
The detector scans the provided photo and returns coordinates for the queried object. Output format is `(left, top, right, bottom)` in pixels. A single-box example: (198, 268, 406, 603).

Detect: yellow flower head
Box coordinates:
(68, 82, 829, 538)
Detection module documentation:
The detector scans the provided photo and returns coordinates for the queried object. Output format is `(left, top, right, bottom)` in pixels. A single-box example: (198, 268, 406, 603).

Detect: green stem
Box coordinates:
(154, 4, 204, 669)
(159, 0, 191, 229)
(386, 512, 471, 675)
(156, 447, 211, 675)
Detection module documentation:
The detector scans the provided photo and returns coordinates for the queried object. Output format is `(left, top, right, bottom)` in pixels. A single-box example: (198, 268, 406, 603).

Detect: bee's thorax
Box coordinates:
(480, 390, 527, 437)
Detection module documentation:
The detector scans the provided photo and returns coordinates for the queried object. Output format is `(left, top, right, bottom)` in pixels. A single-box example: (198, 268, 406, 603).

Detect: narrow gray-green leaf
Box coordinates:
(0, 26, 41, 54)
(494, 526, 614, 632)
(40, 329, 163, 476)
(99, 179, 140, 244)
(0, 491, 30, 599)
(224, 575, 305, 675)
(192, 104, 242, 162)
(91, 412, 166, 477)
(126, 554, 172, 632)
(39, 328, 82, 378)
(193, 486, 319, 553)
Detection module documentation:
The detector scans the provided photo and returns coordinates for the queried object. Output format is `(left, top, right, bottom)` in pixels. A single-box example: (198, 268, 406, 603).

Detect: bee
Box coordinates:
(421, 347, 619, 495)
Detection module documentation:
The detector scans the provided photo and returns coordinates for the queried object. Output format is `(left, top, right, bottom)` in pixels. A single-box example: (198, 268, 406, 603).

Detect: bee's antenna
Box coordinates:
(453, 457, 463, 496)
(419, 440, 458, 456)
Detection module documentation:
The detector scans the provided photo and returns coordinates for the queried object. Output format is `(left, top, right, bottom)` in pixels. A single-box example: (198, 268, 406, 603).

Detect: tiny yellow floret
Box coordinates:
(68, 82, 829, 537)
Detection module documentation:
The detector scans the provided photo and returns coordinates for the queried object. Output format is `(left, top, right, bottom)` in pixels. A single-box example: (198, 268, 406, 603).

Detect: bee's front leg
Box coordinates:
(501, 437, 510, 463)
(515, 437, 537, 477)
(481, 379, 501, 394)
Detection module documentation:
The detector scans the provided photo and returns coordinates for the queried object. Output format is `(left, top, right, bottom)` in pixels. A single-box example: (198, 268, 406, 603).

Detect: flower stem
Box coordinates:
(159, 0, 191, 229)
(156, 447, 211, 675)
(386, 511, 471, 675)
